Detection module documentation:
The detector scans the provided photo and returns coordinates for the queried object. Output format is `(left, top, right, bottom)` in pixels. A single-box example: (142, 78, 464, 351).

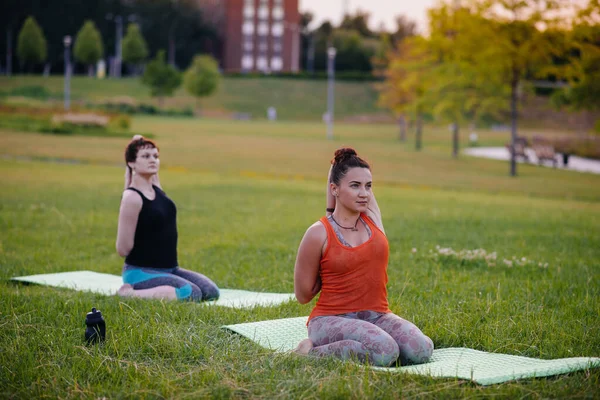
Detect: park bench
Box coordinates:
(532, 136, 558, 167)
(505, 137, 530, 162)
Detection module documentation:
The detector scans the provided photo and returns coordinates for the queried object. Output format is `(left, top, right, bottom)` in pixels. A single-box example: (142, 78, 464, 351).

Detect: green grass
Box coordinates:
(0, 75, 382, 121)
(1, 116, 599, 398)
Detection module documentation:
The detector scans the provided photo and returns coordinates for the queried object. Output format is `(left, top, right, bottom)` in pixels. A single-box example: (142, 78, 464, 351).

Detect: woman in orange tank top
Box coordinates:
(293, 148, 433, 367)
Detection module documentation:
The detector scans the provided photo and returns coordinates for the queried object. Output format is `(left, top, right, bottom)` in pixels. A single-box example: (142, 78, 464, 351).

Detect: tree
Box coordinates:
(16, 16, 46, 72)
(462, 0, 571, 176)
(73, 20, 104, 77)
(183, 54, 220, 115)
(426, 3, 508, 158)
(141, 50, 181, 107)
(340, 10, 374, 38)
(392, 15, 418, 47)
(122, 23, 149, 75)
(379, 36, 435, 149)
(552, 3, 600, 115)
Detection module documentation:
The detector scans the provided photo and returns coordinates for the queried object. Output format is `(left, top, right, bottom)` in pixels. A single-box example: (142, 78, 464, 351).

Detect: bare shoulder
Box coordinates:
(304, 220, 327, 242)
(120, 189, 143, 209)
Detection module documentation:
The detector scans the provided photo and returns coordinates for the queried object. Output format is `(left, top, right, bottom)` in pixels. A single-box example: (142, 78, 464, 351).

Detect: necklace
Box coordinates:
(330, 215, 360, 231)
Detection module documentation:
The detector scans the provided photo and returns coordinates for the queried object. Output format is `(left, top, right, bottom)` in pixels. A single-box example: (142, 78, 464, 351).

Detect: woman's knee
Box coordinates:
(175, 283, 203, 301)
(401, 334, 434, 365)
(173, 268, 219, 300)
(369, 338, 399, 367)
(201, 282, 220, 301)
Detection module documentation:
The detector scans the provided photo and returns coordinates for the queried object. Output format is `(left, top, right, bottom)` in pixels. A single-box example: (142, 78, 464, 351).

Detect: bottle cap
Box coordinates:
(86, 307, 104, 323)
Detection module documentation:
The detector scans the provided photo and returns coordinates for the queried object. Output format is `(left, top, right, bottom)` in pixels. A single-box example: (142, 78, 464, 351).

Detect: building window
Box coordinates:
(244, 40, 254, 51)
(258, 41, 268, 52)
(257, 22, 269, 36)
(242, 21, 255, 35)
(243, 5, 254, 18)
(272, 6, 284, 20)
(245, 0, 254, 5)
(271, 57, 283, 71)
(272, 41, 282, 53)
(258, 6, 269, 20)
(271, 23, 283, 37)
(242, 55, 254, 70)
(256, 56, 268, 71)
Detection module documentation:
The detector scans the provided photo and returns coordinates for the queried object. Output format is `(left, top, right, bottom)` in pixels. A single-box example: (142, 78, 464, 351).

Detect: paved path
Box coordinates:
(463, 147, 600, 175)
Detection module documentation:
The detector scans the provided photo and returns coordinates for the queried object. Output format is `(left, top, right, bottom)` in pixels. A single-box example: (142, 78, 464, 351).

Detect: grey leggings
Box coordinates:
(308, 310, 434, 367)
(122, 265, 220, 301)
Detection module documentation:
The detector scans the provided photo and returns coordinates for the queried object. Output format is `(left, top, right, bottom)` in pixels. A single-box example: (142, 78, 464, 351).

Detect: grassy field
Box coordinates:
(0, 75, 382, 121)
(1, 115, 599, 398)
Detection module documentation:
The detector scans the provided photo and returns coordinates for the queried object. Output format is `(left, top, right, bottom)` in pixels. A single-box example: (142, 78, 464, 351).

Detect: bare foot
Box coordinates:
(293, 338, 313, 355)
(117, 284, 134, 297)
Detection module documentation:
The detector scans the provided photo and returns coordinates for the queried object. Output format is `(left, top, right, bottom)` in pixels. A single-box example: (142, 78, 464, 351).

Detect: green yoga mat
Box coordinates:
(11, 271, 295, 309)
(223, 316, 600, 386)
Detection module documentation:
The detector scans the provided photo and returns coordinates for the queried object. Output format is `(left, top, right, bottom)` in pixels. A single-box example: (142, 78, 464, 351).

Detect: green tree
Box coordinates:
(552, 3, 600, 118)
(461, 0, 569, 176)
(340, 10, 374, 38)
(141, 50, 181, 107)
(73, 20, 104, 77)
(122, 23, 149, 75)
(183, 54, 220, 115)
(16, 16, 47, 72)
(426, 3, 508, 158)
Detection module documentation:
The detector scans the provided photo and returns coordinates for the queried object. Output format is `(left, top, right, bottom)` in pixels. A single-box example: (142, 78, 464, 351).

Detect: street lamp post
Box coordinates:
(115, 15, 123, 78)
(106, 14, 128, 78)
(63, 35, 72, 111)
(326, 47, 337, 140)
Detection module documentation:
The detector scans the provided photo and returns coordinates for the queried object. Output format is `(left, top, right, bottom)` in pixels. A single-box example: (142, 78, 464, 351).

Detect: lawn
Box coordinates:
(0, 116, 599, 398)
(0, 75, 382, 121)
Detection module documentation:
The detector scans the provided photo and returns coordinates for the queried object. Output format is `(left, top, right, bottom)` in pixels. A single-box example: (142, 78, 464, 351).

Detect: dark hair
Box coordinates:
(330, 147, 370, 185)
(125, 137, 158, 171)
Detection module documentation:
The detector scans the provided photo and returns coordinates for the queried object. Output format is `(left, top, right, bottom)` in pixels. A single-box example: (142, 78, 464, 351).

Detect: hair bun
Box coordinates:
(332, 147, 357, 165)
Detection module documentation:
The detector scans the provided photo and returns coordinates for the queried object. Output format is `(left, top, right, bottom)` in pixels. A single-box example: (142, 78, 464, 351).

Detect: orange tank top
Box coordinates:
(308, 213, 391, 323)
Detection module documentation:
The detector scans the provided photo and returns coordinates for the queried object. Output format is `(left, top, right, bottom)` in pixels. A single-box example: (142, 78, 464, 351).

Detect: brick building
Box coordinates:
(198, 0, 300, 73)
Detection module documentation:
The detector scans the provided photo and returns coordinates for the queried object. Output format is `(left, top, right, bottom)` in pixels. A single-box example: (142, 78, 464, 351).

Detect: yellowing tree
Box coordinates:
(379, 36, 435, 150)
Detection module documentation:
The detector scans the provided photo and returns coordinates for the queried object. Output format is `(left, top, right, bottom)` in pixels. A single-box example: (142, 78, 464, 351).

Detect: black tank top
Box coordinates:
(125, 185, 178, 268)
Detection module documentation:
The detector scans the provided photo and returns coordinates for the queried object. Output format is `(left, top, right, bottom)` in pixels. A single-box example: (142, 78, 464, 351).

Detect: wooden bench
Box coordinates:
(532, 141, 558, 167)
(532, 136, 558, 168)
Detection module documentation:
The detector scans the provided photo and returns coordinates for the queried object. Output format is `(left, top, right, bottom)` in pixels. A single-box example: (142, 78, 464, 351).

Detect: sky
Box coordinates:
(298, 0, 439, 33)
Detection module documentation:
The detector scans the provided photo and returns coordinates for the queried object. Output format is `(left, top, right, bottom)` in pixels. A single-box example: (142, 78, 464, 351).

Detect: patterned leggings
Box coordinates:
(308, 311, 434, 367)
(122, 265, 220, 301)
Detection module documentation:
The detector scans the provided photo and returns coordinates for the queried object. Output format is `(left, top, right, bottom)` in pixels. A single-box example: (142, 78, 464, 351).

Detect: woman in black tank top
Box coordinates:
(115, 135, 220, 301)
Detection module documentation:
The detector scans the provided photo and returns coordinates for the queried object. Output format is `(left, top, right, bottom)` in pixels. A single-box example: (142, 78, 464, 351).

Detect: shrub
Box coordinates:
(551, 136, 600, 160)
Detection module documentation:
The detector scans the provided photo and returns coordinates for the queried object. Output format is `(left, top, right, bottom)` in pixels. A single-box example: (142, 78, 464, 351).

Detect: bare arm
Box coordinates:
(294, 222, 327, 304)
(326, 165, 335, 216)
(367, 190, 385, 234)
(116, 190, 143, 257)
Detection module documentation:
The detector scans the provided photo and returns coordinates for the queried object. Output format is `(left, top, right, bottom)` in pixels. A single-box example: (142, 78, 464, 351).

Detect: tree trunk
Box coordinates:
(6, 27, 12, 77)
(195, 98, 201, 117)
(398, 115, 407, 142)
(168, 32, 176, 67)
(510, 76, 519, 177)
(415, 113, 422, 151)
(452, 121, 459, 158)
(88, 64, 94, 77)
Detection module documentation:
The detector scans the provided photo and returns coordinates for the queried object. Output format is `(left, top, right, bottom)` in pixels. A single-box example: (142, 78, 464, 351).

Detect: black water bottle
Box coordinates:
(85, 307, 106, 344)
